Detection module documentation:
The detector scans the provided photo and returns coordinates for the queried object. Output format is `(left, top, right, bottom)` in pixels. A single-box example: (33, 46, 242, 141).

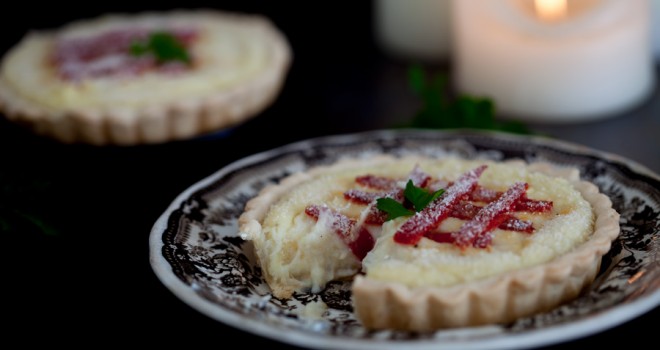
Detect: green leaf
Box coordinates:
(376, 180, 445, 221)
(403, 180, 444, 211)
(408, 64, 426, 95)
(402, 65, 533, 135)
(130, 31, 190, 64)
(376, 197, 414, 220)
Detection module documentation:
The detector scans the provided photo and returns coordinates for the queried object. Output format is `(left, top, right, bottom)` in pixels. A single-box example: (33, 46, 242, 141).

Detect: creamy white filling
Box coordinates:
(0, 12, 281, 114)
(248, 157, 594, 296)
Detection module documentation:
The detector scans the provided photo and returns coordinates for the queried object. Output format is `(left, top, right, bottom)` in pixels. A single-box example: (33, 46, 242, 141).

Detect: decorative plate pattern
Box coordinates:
(149, 129, 660, 350)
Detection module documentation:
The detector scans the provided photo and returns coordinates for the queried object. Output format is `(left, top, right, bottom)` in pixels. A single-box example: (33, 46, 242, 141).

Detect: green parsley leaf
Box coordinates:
(375, 180, 445, 221)
(403, 179, 444, 212)
(398, 64, 533, 135)
(130, 31, 190, 64)
(376, 197, 414, 220)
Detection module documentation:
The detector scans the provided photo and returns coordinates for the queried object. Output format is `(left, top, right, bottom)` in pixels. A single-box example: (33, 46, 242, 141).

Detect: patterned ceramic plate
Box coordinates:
(149, 129, 660, 350)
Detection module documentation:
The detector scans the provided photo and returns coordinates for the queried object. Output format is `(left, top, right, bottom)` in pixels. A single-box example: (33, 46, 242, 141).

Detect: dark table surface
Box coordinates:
(3, 1, 657, 348)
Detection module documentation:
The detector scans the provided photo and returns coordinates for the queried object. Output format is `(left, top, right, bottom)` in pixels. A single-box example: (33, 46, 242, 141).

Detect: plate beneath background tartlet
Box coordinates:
(149, 129, 660, 350)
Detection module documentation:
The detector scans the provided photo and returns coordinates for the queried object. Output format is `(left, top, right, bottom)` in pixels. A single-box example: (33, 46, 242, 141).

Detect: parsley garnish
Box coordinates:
(399, 64, 532, 134)
(376, 180, 445, 221)
(376, 197, 414, 220)
(130, 31, 191, 64)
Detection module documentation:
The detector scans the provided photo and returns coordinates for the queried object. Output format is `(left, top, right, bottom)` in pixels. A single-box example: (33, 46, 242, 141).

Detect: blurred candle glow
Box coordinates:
(451, 0, 655, 123)
(535, 0, 568, 22)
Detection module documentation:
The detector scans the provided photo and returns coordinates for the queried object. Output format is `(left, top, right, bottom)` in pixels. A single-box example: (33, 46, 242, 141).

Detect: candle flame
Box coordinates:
(534, 0, 568, 22)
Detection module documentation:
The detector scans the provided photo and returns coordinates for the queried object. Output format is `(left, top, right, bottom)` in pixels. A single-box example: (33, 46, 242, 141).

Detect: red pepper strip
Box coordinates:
(354, 165, 431, 191)
(499, 217, 534, 233)
(469, 187, 499, 202)
(364, 208, 389, 225)
(451, 201, 533, 233)
(343, 189, 380, 204)
(355, 175, 398, 190)
(408, 165, 432, 188)
(424, 216, 535, 244)
(393, 165, 487, 245)
(342, 185, 403, 224)
(516, 196, 553, 212)
(346, 165, 433, 223)
(424, 232, 456, 244)
(347, 165, 432, 203)
(304, 205, 375, 261)
(467, 186, 552, 213)
(54, 28, 197, 80)
(453, 182, 529, 249)
(361, 188, 404, 225)
(450, 201, 485, 219)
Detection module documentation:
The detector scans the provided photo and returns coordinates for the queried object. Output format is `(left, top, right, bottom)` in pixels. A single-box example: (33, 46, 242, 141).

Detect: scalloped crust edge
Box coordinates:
(352, 174, 621, 331)
(0, 10, 291, 146)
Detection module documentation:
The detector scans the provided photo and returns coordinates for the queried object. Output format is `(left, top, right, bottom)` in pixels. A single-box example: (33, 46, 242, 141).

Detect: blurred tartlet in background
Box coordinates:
(0, 9, 292, 145)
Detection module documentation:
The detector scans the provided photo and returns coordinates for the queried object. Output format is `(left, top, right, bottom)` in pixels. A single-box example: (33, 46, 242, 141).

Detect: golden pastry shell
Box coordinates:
(0, 10, 292, 145)
(239, 155, 621, 331)
(352, 161, 621, 331)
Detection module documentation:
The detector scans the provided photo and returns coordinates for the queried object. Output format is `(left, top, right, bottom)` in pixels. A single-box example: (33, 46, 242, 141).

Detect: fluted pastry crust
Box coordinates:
(238, 155, 620, 331)
(0, 9, 291, 145)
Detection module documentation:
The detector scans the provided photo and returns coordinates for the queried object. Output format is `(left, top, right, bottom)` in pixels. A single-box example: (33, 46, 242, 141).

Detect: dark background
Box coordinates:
(2, 1, 657, 348)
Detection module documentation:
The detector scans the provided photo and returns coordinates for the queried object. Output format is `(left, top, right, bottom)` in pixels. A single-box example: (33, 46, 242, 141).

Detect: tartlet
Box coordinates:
(0, 9, 291, 145)
(238, 155, 621, 331)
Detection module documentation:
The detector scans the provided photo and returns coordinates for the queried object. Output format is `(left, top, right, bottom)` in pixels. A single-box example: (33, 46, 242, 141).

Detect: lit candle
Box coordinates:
(535, 0, 568, 22)
(375, 0, 451, 61)
(451, 0, 655, 123)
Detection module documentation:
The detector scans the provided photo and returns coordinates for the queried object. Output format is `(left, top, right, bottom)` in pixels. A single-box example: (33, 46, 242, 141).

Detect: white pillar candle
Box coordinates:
(651, 0, 660, 59)
(375, 0, 451, 61)
(451, 0, 655, 123)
